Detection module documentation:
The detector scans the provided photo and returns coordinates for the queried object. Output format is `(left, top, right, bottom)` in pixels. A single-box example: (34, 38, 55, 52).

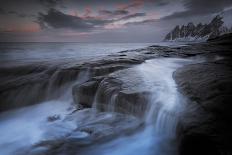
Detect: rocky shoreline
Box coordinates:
(0, 33, 232, 155)
(174, 33, 232, 155)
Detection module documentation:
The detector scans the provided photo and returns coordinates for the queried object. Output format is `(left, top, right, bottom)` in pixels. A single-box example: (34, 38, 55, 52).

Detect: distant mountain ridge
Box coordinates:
(164, 15, 232, 42)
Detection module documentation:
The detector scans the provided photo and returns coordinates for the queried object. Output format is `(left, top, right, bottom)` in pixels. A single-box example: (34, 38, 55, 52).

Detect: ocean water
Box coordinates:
(0, 42, 190, 65)
(0, 42, 155, 64)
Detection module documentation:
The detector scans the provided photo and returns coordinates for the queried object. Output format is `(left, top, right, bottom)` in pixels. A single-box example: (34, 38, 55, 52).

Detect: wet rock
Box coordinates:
(47, 114, 61, 122)
(0, 67, 81, 112)
(0, 80, 48, 112)
(72, 80, 101, 107)
(115, 91, 150, 117)
(174, 59, 232, 155)
(48, 68, 80, 88)
(91, 64, 128, 76)
(73, 64, 152, 117)
(94, 68, 152, 117)
(71, 56, 149, 109)
(179, 133, 220, 155)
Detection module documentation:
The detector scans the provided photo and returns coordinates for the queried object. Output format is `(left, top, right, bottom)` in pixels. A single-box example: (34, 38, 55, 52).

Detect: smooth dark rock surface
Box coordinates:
(173, 34, 232, 155)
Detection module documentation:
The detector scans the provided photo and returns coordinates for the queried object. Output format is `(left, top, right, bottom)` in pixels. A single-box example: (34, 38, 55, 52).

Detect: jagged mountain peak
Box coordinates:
(164, 15, 231, 42)
(187, 22, 195, 27)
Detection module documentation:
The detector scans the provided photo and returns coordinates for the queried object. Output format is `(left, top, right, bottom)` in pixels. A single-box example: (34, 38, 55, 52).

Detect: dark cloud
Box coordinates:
(5, 10, 35, 18)
(39, 0, 64, 8)
(148, 0, 172, 6)
(156, 1, 170, 6)
(118, 0, 144, 10)
(8, 11, 17, 14)
(37, 8, 149, 31)
(162, 0, 232, 20)
(18, 13, 28, 18)
(118, 13, 146, 20)
(0, 8, 6, 14)
(99, 9, 129, 16)
(37, 9, 111, 31)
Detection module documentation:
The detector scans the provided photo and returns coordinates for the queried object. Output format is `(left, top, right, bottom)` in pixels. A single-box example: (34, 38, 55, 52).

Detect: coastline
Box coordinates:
(0, 33, 232, 155)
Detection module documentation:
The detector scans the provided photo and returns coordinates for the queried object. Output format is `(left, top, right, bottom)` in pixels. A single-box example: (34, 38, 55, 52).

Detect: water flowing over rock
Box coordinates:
(0, 54, 145, 112)
(0, 64, 84, 112)
(1, 34, 232, 155)
(91, 70, 151, 117)
(66, 58, 195, 155)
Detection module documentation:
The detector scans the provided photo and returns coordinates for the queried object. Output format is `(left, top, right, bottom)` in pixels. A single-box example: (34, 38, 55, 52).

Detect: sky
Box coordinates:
(0, 0, 232, 42)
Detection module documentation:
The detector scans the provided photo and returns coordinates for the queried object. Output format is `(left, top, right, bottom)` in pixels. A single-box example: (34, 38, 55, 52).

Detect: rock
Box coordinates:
(72, 80, 101, 107)
(0, 66, 81, 112)
(179, 133, 220, 155)
(0, 47, 148, 112)
(71, 56, 148, 109)
(47, 114, 61, 122)
(48, 68, 80, 88)
(174, 59, 232, 155)
(91, 64, 128, 76)
(207, 32, 232, 46)
(115, 91, 150, 117)
(93, 68, 152, 117)
(73, 64, 152, 117)
(0, 80, 48, 112)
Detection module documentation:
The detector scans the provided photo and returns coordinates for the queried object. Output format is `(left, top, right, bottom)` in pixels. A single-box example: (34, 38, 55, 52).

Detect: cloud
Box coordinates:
(19, 14, 27, 18)
(37, 9, 112, 31)
(8, 11, 17, 15)
(161, 0, 232, 20)
(155, 1, 170, 6)
(0, 8, 6, 14)
(0, 8, 35, 18)
(37, 8, 150, 31)
(39, 0, 65, 8)
(118, 0, 145, 10)
(99, 9, 129, 16)
(118, 12, 146, 20)
(125, 19, 157, 25)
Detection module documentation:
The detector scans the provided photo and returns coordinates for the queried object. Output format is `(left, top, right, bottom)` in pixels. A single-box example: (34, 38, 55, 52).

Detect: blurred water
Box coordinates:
(0, 43, 194, 155)
(0, 69, 91, 155)
(0, 42, 154, 63)
(83, 58, 195, 155)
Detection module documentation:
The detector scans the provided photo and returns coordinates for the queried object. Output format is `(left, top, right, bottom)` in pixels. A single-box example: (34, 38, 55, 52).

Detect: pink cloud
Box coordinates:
(3, 23, 40, 33)
(117, 0, 145, 10)
(84, 6, 92, 17)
